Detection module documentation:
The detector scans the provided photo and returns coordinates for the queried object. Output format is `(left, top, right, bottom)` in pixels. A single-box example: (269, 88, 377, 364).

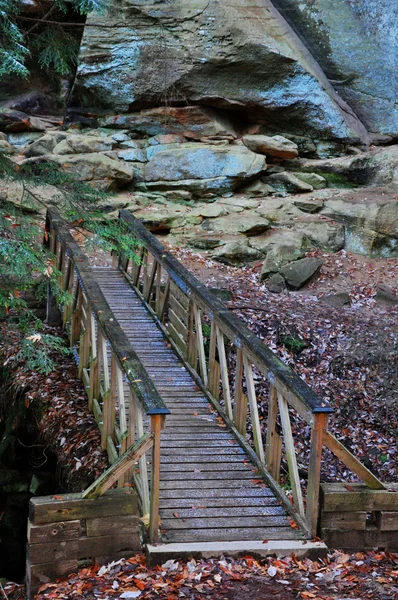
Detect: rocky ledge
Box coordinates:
(1, 104, 398, 291)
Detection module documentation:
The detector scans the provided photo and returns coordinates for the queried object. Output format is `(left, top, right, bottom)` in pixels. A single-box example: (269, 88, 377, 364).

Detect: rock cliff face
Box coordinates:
(272, 0, 398, 135)
(71, 0, 369, 143)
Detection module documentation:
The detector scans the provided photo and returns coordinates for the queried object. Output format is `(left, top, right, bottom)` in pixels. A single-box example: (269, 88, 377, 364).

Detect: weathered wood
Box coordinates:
(86, 514, 139, 537)
(101, 390, 113, 451)
(323, 431, 386, 490)
(208, 321, 219, 398)
(321, 511, 367, 530)
(149, 414, 162, 543)
(164, 527, 303, 543)
(306, 412, 329, 536)
(29, 532, 140, 565)
(169, 308, 188, 340)
(194, 304, 208, 386)
(28, 520, 82, 544)
(265, 385, 281, 482)
(277, 391, 305, 518)
(160, 506, 285, 519)
(233, 349, 246, 436)
(163, 515, 291, 530)
(321, 483, 398, 512)
(83, 433, 154, 499)
(159, 487, 275, 499)
(243, 355, 265, 462)
(159, 496, 278, 509)
(30, 489, 137, 524)
(375, 511, 398, 531)
(216, 327, 232, 420)
(26, 560, 78, 597)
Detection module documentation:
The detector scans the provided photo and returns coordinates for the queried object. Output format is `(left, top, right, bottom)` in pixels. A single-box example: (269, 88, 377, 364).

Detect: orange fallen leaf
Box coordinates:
(289, 519, 299, 529)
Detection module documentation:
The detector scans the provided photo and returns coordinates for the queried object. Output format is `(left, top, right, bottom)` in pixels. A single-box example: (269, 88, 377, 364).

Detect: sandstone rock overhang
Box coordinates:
(70, 0, 369, 144)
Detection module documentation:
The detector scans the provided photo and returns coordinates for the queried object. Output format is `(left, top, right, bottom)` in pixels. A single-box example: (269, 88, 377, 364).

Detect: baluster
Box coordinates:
(141, 251, 148, 295)
(187, 301, 198, 368)
(155, 263, 162, 317)
(78, 305, 91, 379)
(102, 352, 117, 453)
(70, 282, 83, 346)
(88, 314, 99, 412)
(306, 412, 329, 536)
(193, 304, 208, 386)
(149, 414, 162, 543)
(134, 395, 150, 515)
(144, 256, 157, 303)
(208, 321, 220, 398)
(277, 390, 305, 517)
(99, 332, 110, 450)
(265, 384, 282, 482)
(159, 275, 170, 323)
(216, 326, 232, 420)
(132, 247, 144, 287)
(62, 263, 74, 327)
(243, 355, 265, 462)
(233, 348, 247, 436)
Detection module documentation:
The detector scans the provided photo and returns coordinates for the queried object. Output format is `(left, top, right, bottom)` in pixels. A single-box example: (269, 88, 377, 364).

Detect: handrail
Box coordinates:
(46, 210, 169, 417)
(119, 209, 332, 421)
(117, 209, 386, 539)
(45, 209, 169, 543)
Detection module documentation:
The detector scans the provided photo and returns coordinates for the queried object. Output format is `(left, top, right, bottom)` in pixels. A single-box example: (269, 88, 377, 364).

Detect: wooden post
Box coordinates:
(187, 301, 198, 368)
(135, 396, 150, 516)
(233, 349, 247, 435)
(265, 385, 282, 482)
(149, 414, 162, 543)
(277, 391, 305, 517)
(208, 321, 219, 398)
(70, 285, 83, 346)
(216, 327, 232, 420)
(193, 304, 208, 386)
(243, 355, 265, 462)
(306, 412, 329, 537)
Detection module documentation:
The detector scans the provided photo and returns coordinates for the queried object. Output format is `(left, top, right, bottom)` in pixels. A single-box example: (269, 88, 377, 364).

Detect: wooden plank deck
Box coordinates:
(93, 267, 304, 545)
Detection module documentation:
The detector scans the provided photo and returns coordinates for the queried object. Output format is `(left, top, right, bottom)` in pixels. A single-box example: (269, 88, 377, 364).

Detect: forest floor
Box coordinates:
(169, 245, 398, 483)
(4, 549, 398, 599)
(1, 237, 398, 599)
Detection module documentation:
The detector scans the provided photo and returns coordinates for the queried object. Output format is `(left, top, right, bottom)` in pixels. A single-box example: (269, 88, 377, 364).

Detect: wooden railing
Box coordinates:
(117, 210, 386, 538)
(44, 210, 169, 543)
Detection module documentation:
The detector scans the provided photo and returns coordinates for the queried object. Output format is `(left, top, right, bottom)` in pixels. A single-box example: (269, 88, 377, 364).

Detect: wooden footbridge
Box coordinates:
(42, 209, 392, 563)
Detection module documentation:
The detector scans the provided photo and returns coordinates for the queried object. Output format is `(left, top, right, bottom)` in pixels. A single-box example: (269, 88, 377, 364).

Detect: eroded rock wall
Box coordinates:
(272, 0, 398, 135)
(71, 0, 369, 143)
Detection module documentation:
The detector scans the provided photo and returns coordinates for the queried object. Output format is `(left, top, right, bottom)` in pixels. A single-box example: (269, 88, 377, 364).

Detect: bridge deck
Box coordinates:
(93, 267, 303, 544)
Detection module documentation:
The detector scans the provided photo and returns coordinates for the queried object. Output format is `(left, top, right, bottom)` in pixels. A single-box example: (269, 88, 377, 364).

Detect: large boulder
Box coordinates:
(141, 143, 267, 195)
(23, 153, 134, 186)
(243, 135, 298, 159)
(265, 171, 313, 193)
(98, 106, 236, 140)
(280, 257, 323, 289)
(260, 244, 306, 280)
(72, 0, 369, 143)
(212, 241, 264, 265)
(52, 135, 115, 155)
(249, 228, 310, 255)
(24, 132, 67, 157)
(293, 218, 345, 252)
(272, 0, 398, 135)
(0, 108, 50, 133)
(202, 213, 270, 236)
(291, 146, 398, 186)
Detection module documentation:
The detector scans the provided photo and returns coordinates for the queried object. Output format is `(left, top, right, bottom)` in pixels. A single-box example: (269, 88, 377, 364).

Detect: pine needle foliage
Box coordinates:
(0, 152, 140, 373)
(0, 0, 107, 78)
